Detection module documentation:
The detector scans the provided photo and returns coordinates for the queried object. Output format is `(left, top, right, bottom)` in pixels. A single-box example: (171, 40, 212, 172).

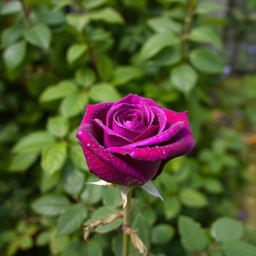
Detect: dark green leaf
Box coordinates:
(164, 197, 181, 219)
(102, 187, 122, 207)
(70, 144, 87, 170)
(95, 219, 122, 233)
(57, 204, 87, 235)
(178, 216, 208, 252)
(151, 224, 175, 244)
(97, 55, 113, 81)
(222, 241, 256, 256)
(32, 194, 70, 216)
(75, 68, 96, 87)
(0, 1, 22, 15)
(189, 48, 225, 74)
(24, 24, 52, 50)
(89, 8, 124, 24)
(196, 2, 224, 14)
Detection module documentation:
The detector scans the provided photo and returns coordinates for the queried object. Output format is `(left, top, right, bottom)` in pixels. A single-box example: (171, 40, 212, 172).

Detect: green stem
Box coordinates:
(122, 189, 132, 256)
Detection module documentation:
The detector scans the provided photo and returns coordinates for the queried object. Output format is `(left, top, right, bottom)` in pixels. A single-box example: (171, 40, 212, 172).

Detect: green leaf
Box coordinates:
(147, 17, 182, 34)
(62, 164, 85, 198)
(60, 92, 89, 118)
(102, 187, 122, 207)
(40, 80, 77, 102)
(75, 68, 96, 87)
(112, 66, 143, 86)
(0, 1, 22, 15)
(151, 224, 175, 244)
(89, 84, 121, 102)
(66, 13, 90, 32)
(24, 24, 52, 50)
(84, 240, 102, 256)
(3, 41, 26, 70)
(188, 26, 222, 49)
(90, 8, 124, 24)
(164, 197, 181, 219)
(66, 43, 88, 65)
(196, 2, 224, 14)
(180, 188, 208, 208)
(95, 219, 122, 233)
(189, 48, 225, 74)
(1, 24, 24, 47)
(85, 206, 116, 224)
(57, 204, 87, 235)
(81, 182, 103, 204)
(203, 178, 223, 194)
(139, 33, 180, 61)
(211, 217, 244, 242)
(171, 64, 197, 94)
(222, 241, 256, 256)
(70, 144, 87, 170)
(13, 131, 55, 153)
(32, 194, 70, 216)
(8, 152, 38, 172)
(178, 216, 208, 252)
(97, 55, 113, 81)
(41, 142, 67, 175)
(47, 116, 69, 138)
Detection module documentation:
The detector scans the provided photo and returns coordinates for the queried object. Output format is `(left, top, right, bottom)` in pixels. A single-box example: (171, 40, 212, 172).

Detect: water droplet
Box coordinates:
(87, 143, 91, 147)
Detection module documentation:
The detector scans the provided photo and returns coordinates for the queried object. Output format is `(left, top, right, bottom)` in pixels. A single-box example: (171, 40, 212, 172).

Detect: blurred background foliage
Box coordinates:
(0, 0, 256, 255)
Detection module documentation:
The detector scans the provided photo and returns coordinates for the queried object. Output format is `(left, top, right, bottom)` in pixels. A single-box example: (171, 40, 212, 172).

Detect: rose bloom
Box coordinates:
(77, 94, 195, 186)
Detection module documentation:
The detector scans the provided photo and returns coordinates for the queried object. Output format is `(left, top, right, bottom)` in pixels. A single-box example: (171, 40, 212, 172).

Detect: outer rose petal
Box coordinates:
(77, 126, 145, 186)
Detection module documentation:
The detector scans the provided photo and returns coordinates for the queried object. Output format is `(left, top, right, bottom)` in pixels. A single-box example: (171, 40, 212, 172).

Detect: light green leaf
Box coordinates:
(1, 24, 24, 47)
(24, 24, 52, 50)
(60, 92, 88, 118)
(8, 152, 38, 172)
(164, 197, 181, 219)
(203, 178, 223, 194)
(89, 84, 121, 102)
(103, 187, 122, 207)
(189, 48, 225, 74)
(97, 55, 113, 81)
(85, 206, 116, 225)
(66, 13, 90, 32)
(40, 80, 77, 102)
(188, 26, 222, 49)
(47, 116, 69, 138)
(222, 241, 256, 256)
(178, 216, 208, 252)
(13, 131, 55, 153)
(179, 188, 208, 208)
(112, 66, 143, 86)
(81, 182, 103, 204)
(32, 194, 70, 216)
(41, 142, 67, 175)
(62, 164, 85, 198)
(90, 8, 124, 24)
(151, 224, 175, 244)
(147, 17, 182, 34)
(66, 43, 88, 65)
(95, 219, 122, 233)
(3, 41, 26, 70)
(196, 2, 224, 14)
(139, 33, 180, 61)
(142, 181, 164, 200)
(0, 1, 22, 15)
(75, 68, 96, 87)
(211, 217, 244, 242)
(57, 205, 87, 235)
(70, 144, 87, 170)
(171, 64, 197, 94)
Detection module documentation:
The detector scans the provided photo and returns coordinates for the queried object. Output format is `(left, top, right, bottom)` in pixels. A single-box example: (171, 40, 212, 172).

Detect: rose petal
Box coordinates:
(122, 121, 184, 149)
(151, 106, 167, 133)
(94, 118, 132, 147)
(76, 126, 145, 186)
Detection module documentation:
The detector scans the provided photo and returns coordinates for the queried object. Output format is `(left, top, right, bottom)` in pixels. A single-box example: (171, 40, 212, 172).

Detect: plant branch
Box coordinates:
(19, 0, 32, 26)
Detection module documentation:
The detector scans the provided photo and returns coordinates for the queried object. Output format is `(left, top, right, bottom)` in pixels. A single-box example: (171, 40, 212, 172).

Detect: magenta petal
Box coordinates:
(122, 121, 184, 149)
(107, 135, 195, 161)
(76, 127, 145, 186)
(94, 119, 132, 147)
(151, 106, 167, 133)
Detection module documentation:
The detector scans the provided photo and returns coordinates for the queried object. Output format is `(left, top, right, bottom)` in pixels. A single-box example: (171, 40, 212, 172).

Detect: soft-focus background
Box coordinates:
(1, 0, 256, 255)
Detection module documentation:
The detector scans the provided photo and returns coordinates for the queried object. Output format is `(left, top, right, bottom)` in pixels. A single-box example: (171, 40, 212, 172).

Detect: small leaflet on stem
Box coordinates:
(120, 186, 130, 208)
(142, 181, 164, 200)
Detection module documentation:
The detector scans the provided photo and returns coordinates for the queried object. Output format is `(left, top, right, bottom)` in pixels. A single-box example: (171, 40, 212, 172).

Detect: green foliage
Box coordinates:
(1, 0, 255, 255)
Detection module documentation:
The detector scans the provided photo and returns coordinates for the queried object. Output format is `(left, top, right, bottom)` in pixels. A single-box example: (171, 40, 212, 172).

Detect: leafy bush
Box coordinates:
(1, 0, 256, 255)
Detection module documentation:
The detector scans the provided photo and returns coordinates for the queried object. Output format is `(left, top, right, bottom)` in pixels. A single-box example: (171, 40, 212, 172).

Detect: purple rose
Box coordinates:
(77, 94, 195, 186)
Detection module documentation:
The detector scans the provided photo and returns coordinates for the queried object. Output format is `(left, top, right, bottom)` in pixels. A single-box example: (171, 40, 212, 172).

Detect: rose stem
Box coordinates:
(122, 189, 132, 256)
